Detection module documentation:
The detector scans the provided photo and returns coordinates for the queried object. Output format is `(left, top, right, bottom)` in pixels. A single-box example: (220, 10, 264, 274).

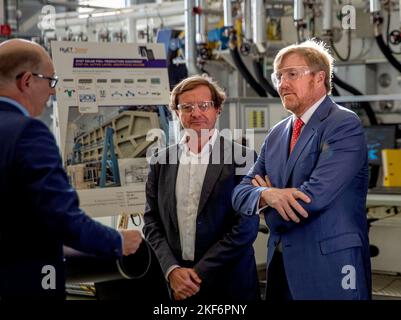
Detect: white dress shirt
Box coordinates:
(293, 95, 326, 131)
(165, 129, 218, 279)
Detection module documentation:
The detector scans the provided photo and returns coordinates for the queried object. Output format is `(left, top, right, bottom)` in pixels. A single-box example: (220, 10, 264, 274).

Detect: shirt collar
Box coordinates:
(293, 95, 326, 125)
(179, 128, 219, 157)
(0, 97, 30, 117)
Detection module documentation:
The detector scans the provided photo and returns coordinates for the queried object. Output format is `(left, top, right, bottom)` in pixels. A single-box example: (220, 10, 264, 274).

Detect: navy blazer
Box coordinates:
(232, 96, 372, 300)
(0, 100, 122, 299)
(143, 136, 260, 301)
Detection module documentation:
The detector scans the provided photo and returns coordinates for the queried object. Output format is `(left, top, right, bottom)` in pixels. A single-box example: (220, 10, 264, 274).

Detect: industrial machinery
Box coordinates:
(2, 0, 401, 300)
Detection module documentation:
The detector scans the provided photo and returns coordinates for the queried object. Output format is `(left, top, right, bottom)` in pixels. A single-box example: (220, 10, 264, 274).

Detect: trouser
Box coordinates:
(265, 250, 293, 301)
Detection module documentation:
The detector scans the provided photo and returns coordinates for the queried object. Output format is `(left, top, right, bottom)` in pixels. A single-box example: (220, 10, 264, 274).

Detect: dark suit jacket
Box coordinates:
(233, 96, 371, 299)
(143, 136, 260, 301)
(0, 100, 122, 300)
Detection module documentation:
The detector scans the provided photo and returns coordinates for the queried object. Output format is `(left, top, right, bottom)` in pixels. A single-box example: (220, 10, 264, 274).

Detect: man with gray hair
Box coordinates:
(0, 39, 142, 299)
(233, 39, 371, 300)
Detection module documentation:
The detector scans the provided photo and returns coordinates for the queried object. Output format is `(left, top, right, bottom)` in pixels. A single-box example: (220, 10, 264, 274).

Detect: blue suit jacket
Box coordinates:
(0, 101, 122, 299)
(143, 136, 260, 301)
(232, 96, 371, 300)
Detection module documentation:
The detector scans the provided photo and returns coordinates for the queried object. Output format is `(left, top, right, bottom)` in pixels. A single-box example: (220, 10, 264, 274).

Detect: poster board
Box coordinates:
(51, 41, 169, 217)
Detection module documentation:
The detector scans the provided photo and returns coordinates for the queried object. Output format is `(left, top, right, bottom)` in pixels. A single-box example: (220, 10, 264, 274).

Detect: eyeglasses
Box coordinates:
(16, 72, 58, 88)
(33, 73, 58, 88)
(177, 101, 215, 113)
(271, 66, 313, 88)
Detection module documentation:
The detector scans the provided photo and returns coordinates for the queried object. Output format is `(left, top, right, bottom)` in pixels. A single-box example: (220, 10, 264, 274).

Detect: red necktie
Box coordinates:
(290, 118, 304, 153)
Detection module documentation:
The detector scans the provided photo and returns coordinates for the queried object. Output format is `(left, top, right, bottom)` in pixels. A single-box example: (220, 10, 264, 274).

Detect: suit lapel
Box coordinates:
(165, 145, 180, 233)
(283, 123, 316, 185)
(283, 96, 333, 186)
(197, 136, 226, 216)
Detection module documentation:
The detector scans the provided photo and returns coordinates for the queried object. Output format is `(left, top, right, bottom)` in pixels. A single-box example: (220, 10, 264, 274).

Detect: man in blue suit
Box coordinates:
(0, 39, 142, 299)
(144, 75, 260, 301)
(232, 40, 371, 300)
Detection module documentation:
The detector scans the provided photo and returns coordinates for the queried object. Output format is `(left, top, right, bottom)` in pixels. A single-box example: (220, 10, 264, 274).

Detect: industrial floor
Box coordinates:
(66, 271, 401, 300)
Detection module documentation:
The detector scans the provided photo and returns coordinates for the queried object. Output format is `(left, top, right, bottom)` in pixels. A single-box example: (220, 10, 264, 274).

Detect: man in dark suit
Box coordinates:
(232, 39, 371, 300)
(143, 75, 260, 301)
(0, 39, 142, 299)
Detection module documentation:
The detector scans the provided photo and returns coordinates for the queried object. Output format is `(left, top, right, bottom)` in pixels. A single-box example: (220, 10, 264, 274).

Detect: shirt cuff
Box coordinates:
(165, 264, 180, 281)
(256, 187, 270, 214)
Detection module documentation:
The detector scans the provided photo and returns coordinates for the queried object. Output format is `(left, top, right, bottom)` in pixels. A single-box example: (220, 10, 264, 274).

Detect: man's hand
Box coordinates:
(168, 267, 202, 300)
(252, 174, 272, 188)
(252, 174, 311, 223)
(119, 229, 142, 256)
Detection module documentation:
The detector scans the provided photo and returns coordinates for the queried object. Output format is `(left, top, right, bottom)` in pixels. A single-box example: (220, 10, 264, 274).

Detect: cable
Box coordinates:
(309, 3, 316, 37)
(330, 27, 352, 62)
(252, 59, 279, 97)
(386, 5, 391, 46)
(331, 84, 340, 97)
(130, 213, 142, 227)
(354, 37, 374, 60)
(386, 4, 401, 55)
(332, 73, 378, 125)
(228, 34, 267, 97)
(116, 239, 152, 280)
(376, 33, 401, 73)
(296, 25, 305, 43)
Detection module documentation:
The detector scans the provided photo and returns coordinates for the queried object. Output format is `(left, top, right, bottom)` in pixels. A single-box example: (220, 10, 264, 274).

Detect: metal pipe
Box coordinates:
(229, 45, 267, 97)
(54, 1, 183, 19)
(135, 15, 220, 31)
(322, 0, 332, 31)
(266, 0, 293, 4)
(45, 0, 110, 10)
(0, 0, 4, 24)
(64, 240, 152, 284)
(185, 0, 199, 75)
(399, 0, 401, 23)
(55, 2, 185, 28)
(252, 0, 266, 53)
(294, 0, 304, 21)
(196, 8, 223, 16)
(370, 0, 381, 13)
(125, 0, 136, 43)
(243, 0, 252, 42)
(196, 0, 207, 44)
(224, 0, 233, 28)
(6, 0, 17, 31)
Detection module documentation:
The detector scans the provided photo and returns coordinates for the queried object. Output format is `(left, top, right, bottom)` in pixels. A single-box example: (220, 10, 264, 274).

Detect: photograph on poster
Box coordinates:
(65, 105, 160, 190)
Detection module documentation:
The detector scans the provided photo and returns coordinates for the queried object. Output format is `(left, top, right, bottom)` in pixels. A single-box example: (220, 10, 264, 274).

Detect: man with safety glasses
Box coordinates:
(233, 39, 371, 300)
(0, 39, 143, 299)
(144, 74, 260, 301)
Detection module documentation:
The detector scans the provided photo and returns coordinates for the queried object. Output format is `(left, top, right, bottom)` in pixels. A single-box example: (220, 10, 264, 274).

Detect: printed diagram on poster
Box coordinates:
(52, 42, 169, 110)
(51, 41, 170, 217)
(51, 41, 169, 157)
